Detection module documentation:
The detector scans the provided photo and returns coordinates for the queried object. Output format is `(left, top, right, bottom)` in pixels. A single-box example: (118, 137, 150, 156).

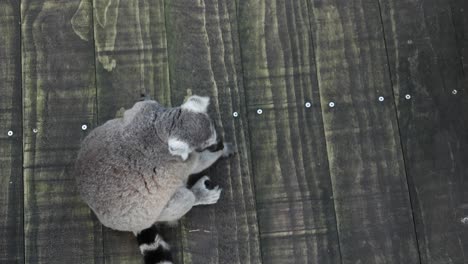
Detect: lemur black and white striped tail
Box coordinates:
(136, 225, 173, 264)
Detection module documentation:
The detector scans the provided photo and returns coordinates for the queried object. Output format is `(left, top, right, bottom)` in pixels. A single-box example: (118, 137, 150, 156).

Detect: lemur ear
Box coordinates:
(168, 138, 191, 161)
(181, 95, 210, 113)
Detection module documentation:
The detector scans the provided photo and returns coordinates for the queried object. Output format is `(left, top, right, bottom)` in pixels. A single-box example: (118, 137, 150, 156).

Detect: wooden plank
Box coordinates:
(165, 0, 262, 263)
(450, 0, 468, 72)
(237, 0, 341, 263)
(307, 0, 420, 263)
(22, 0, 103, 263)
(379, 0, 468, 263)
(87, 0, 175, 262)
(0, 0, 23, 262)
(91, 0, 171, 123)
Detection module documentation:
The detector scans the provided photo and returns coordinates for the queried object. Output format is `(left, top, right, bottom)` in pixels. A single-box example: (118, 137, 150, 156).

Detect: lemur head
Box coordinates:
(167, 95, 218, 160)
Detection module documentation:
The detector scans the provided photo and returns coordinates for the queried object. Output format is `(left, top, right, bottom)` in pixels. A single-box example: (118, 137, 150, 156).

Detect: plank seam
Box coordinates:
(232, 1, 265, 263)
(162, 0, 173, 106)
(302, 1, 344, 263)
(162, 0, 183, 262)
(448, 1, 466, 77)
(89, 0, 105, 262)
(20, 0, 25, 262)
(375, 0, 423, 263)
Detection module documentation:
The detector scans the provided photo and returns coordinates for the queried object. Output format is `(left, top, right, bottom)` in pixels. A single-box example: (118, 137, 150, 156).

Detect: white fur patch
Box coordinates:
(139, 243, 158, 253)
(168, 138, 190, 160)
(208, 129, 217, 146)
(181, 96, 210, 113)
(139, 235, 170, 254)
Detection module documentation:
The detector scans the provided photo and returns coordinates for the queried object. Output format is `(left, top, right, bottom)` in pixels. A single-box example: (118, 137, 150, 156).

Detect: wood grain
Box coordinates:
(22, 0, 103, 263)
(379, 0, 468, 262)
(237, 0, 341, 263)
(450, 0, 468, 72)
(307, 0, 420, 262)
(10, 0, 468, 263)
(165, 0, 262, 263)
(88, 0, 174, 262)
(90, 0, 172, 123)
(0, 0, 23, 262)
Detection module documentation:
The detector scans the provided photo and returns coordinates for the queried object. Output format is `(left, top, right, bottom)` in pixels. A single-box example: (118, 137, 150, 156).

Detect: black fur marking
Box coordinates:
(137, 225, 158, 245)
(196, 139, 223, 153)
(143, 246, 173, 264)
(206, 139, 224, 152)
(187, 171, 208, 188)
(204, 179, 215, 190)
(137, 225, 173, 263)
(139, 93, 152, 101)
(151, 111, 158, 126)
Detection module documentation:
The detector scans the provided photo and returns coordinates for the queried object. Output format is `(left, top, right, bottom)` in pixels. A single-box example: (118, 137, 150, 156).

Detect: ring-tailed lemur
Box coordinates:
(74, 96, 235, 264)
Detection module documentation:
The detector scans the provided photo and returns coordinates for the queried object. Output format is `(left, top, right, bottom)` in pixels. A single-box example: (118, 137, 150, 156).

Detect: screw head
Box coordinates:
(329, 102, 335, 108)
(233, 111, 239, 117)
(452, 89, 458, 95)
(7, 131, 13, 136)
(257, 109, 263, 115)
(378, 96, 384, 102)
(81, 124, 88, 131)
(405, 94, 411, 100)
(305, 102, 311, 108)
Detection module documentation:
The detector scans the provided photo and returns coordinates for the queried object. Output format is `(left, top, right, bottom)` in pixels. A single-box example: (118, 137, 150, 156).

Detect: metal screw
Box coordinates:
(32, 128, 38, 133)
(233, 112, 239, 117)
(452, 89, 458, 95)
(405, 94, 411, 100)
(378, 96, 384, 102)
(7, 131, 13, 136)
(257, 109, 263, 115)
(305, 102, 311, 108)
(81, 124, 88, 131)
(329, 102, 335, 108)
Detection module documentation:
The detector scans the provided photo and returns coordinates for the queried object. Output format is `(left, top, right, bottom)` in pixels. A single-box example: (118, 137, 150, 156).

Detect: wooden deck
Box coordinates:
(1, 0, 468, 263)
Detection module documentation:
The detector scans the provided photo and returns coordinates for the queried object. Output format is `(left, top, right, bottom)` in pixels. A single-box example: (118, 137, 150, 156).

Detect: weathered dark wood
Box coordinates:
(307, 0, 420, 263)
(83, 0, 175, 262)
(90, 0, 172, 123)
(450, 0, 468, 72)
(0, 1, 23, 263)
(165, 0, 262, 263)
(22, 0, 103, 263)
(379, 0, 468, 263)
(10, 0, 468, 263)
(237, 0, 341, 263)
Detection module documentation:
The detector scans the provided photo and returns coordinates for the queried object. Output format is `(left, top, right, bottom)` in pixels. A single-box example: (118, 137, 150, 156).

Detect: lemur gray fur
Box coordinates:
(73, 96, 234, 264)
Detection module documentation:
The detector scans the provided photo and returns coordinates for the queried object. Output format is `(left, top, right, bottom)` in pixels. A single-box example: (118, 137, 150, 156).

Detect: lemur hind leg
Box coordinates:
(157, 187, 196, 222)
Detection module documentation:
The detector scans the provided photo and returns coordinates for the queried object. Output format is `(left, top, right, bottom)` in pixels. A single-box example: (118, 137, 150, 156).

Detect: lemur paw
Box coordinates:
(192, 176, 222, 205)
(222, 142, 237, 158)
